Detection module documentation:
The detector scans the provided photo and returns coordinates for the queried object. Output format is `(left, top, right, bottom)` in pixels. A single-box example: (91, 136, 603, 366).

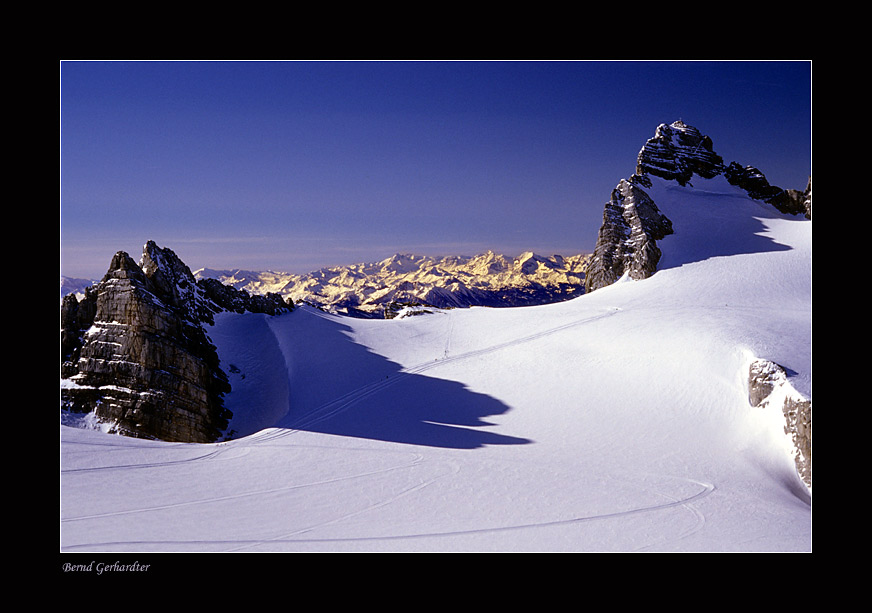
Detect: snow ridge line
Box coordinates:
(250, 306, 622, 442)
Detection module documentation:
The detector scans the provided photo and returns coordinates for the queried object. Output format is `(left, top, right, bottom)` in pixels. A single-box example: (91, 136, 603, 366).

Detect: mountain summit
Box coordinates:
(634, 120, 725, 186)
(585, 120, 811, 293)
(580, 120, 812, 487)
(60, 120, 810, 460)
(61, 121, 811, 550)
(61, 241, 293, 442)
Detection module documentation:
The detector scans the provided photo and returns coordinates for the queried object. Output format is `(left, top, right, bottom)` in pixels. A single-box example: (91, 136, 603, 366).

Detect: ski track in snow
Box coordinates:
(251, 305, 622, 443)
(61, 446, 428, 525)
(62, 437, 714, 551)
(63, 482, 716, 551)
(62, 304, 722, 552)
(60, 173, 811, 552)
(216, 453, 462, 552)
(60, 447, 228, 474)
(209, 476, 715, 551)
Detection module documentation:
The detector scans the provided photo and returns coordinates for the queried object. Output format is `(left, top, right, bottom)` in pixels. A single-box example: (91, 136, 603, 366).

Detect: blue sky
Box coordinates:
(60, 60, 811, 279)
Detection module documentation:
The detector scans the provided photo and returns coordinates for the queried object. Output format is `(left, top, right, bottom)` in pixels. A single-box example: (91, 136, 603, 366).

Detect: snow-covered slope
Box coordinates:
(60, 175, 811, 552)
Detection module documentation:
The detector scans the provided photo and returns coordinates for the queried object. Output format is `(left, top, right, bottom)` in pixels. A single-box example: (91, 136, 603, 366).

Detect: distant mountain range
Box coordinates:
(61, 119, 812, 551)
(64, 250, 591, 319)
(63, 123, 810, 321)
(194, 251, 590, 318)
(61, 276, 98, 298)
(60, 119, 811, 490)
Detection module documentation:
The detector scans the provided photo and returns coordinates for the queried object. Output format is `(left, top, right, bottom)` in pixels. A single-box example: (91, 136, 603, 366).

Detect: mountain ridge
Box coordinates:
(193, 250, 591, 318)
(61, 241, 293, 443)
(584, 120, 811, 293)
(60, 118, 812, 551)
(60, 120, 810, 466)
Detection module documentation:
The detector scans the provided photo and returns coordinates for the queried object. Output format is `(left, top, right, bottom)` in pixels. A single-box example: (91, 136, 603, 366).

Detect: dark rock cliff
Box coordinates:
(584, 178, 674, 291)
(61, 241, 293, 443)
(585, 120, 811, 293)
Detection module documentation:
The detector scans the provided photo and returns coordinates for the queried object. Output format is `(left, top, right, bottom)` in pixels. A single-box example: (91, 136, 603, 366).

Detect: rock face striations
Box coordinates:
(583, 179, 674, 291)
(634, 120, 725, 186)
(61, 241, 292, 443)
(585, 120, 811, 294)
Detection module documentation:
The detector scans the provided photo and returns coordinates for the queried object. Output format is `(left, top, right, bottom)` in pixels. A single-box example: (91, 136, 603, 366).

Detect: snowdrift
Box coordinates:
(60, 175, 811, 552)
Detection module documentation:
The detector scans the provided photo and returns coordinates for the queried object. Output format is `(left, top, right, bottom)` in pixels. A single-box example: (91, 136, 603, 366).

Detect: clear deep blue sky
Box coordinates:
(60, 60, 811, 279)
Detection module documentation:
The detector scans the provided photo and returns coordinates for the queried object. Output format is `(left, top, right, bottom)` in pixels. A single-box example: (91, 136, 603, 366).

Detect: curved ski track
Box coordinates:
(62, 465, 714, 551)
(62, 304, 718, 552)
(61, 446, 429, 525)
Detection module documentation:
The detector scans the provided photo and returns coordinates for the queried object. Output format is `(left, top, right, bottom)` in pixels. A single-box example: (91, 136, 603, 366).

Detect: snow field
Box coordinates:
(61, 176, 811, 552)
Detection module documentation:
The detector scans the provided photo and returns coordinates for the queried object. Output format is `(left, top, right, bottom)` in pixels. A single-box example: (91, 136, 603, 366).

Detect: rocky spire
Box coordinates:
(632, 120, 724, 186)
(584, 179, 673, 292)
(61, 241, 293, 443)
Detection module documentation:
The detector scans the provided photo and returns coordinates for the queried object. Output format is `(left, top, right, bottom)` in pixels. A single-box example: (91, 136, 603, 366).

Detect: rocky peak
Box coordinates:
(585, 120, 811, 293)
(513, 252, 545, 274)
(470, 250, 510, 276)
(61, 241, 293, 443)
(379, 253, 427, 274)
(139, 241, 205, 318)
(584, 179, 674, 292)
(633, 120, 725, 187)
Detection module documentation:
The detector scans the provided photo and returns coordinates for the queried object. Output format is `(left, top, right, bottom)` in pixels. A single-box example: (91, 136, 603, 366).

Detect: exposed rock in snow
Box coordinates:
(634, 119, 724, 186)
(724, 163, 811, 219)
(61, 240, 293, 443)
(584, 179, 673, 292)
(59, 118, 812, 551)
(748, 359, 811, 489)
(585, 120, 812, 293)
(580, 120, 813, 490)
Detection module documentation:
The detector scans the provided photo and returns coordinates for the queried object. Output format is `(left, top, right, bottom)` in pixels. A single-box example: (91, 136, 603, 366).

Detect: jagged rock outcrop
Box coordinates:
(748, 359, 811, 489)
(61, 241, 293, 443)
(584, 179, 674, 291)
(724, 163, 811, 219)
(633, 120, 725, 186)
(585, 120, 812, 293)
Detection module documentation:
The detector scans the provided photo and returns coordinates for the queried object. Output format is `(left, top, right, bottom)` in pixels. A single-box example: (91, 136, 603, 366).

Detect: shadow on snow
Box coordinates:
(654, 183, 800, 271)
(219, 307, 532, 450)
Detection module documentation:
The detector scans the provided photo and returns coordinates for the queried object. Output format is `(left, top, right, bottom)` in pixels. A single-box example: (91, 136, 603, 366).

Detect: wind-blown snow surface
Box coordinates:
(60, 176, 811, 552)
